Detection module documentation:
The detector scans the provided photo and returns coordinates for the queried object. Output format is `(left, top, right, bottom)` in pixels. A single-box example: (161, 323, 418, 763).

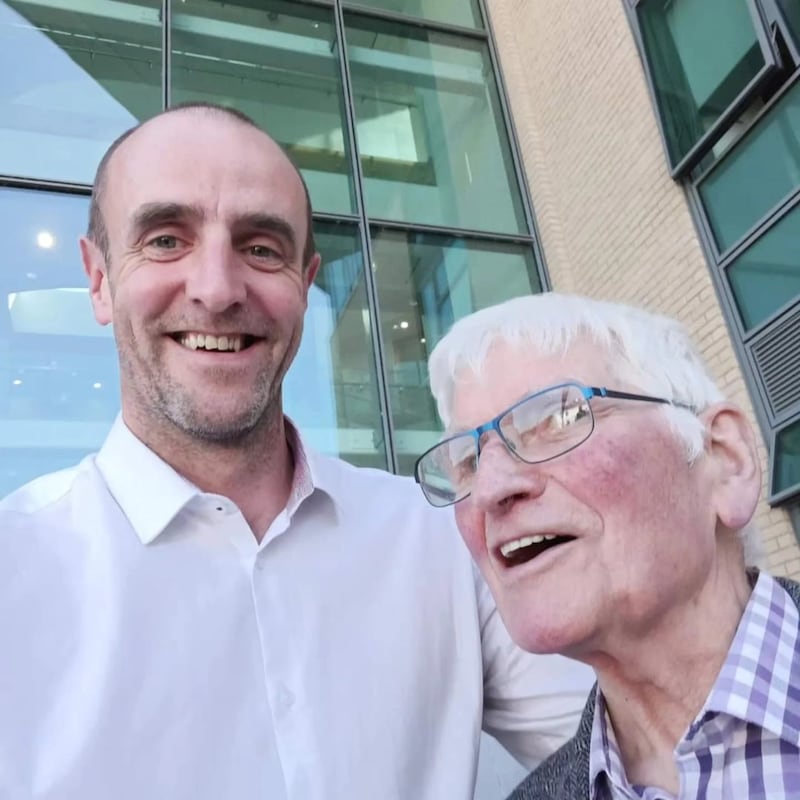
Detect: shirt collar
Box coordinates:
(587, 571, 800, 798)
(96, 415, 341, 546)
(589, 691, 629, 800)
(701, 570, 800, 746)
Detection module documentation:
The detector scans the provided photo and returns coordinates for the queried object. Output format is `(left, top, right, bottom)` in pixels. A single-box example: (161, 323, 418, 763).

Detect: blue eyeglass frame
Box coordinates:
(413, 381, 693, 506)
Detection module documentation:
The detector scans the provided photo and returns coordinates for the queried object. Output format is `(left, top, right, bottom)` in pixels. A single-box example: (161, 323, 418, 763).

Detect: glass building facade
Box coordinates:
(0, 0, 546, 496)
(629, 0, 800, 508)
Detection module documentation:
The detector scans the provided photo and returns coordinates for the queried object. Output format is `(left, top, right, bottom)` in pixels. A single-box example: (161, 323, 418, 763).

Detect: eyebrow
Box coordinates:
(232, 213, 297, 261)
(129, 202, 205, 241)
(128, 204, 298, 260)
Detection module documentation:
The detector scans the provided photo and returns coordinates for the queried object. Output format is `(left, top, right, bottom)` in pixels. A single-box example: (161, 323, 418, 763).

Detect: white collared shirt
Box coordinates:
(0, 418, 591, 800)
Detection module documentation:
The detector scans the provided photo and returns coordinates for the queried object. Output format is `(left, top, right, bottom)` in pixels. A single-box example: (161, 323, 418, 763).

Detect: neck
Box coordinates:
(124, 407, 294, 542)
(589, 550, 752, 793)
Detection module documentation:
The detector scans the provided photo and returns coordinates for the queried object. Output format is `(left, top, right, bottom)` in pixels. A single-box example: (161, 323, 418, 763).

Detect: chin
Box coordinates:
(502, 605, 587, 656)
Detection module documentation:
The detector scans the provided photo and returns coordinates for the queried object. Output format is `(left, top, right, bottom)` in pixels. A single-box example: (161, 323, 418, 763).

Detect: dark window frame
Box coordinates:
(630, 0, 783, 178)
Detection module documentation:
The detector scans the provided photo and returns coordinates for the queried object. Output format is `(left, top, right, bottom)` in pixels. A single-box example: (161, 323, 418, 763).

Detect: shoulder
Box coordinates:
(775, 574, 800, 605)
(0, 457, 97, 531)
(313, 452, 457, 525)
(507, 687, 596, 799)
(507, 733, 590, 800)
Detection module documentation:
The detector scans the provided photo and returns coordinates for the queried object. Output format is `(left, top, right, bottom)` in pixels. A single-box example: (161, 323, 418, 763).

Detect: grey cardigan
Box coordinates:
(508, 575, 800, 800)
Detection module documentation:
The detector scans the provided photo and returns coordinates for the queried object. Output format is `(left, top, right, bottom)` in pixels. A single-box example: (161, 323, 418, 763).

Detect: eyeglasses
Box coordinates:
(414, 382, 692, 508)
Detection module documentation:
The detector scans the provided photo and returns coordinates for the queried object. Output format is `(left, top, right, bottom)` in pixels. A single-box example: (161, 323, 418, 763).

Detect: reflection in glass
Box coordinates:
(0, 0, 161, 183)
(773, 419, 800, 499)
(344, 0, 482, 29)
(371, 229, 541, 474)
(170, 0, 355, 216)
(345, 14, 526, 234)
(286, 222, 387, 469)
(637, 0, 771, 171)
(699, 81, 800, 253)
(727, 204, 800, 330)
(0, 187, 119, 495)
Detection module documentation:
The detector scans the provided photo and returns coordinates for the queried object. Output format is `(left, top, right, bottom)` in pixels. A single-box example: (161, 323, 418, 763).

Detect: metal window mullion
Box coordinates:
(162, 0, 171, 109)
(332, 0, 398, 474)
(368, 217, 536, 245)
(478, 0, 552, 291)
(342, 2, 487, 39)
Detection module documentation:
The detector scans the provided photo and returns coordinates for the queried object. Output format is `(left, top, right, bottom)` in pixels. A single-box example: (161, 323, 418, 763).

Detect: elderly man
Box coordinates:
(415, 293, 800, 799)
(0, 105, 591, 799)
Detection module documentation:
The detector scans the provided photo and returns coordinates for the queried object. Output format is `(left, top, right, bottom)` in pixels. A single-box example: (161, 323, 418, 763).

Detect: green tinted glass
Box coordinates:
(0, 0, 162, 183)
(772, 419, 800, 500)
(777, 0, 800, 49)
(170, 0, 355, 215)
(345, 15, 527, 234)
(370, 229, 541, 474)
(287, 222, 387, 469)
(727, 205, 800, 330)
(699, 82, 800, 253)
(637, 0, 771, 172)
(344, 0, 482, 28)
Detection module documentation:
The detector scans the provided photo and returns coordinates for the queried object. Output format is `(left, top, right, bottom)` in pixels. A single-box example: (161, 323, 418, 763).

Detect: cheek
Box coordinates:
(454, 505, 489, 562)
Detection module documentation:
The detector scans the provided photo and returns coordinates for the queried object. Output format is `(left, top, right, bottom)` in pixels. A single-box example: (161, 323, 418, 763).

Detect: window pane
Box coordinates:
(345, 15, 526, 234)
(344, 0, 482, 29)
(171, 0, 355, 216)
(777, 0, 800, 50)
(699, 81, 800, 253)
(727, 204, 800, 330)
(371, 229, 541, 474)
(773, 418, 800, 499)
(637, 0, 770, 171)
(0, 187, 119, 496)
(0, 0, 161, 183)
(286, 222, 387, 470)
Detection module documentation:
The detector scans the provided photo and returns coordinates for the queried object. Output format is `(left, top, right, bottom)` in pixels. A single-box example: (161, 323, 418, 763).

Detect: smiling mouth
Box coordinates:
(498, 534, 576, 567)
(171, 333, 259, 352)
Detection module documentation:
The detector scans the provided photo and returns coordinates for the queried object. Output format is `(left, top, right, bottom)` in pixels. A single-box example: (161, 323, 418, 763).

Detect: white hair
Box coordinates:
(428, 292, 763, 566)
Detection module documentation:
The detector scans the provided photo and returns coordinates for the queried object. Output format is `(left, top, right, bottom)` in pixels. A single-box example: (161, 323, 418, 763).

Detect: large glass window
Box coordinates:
(345, 0, 482, 29)
(0, 187, 117, 496)
(370, 229, 541, 473)
(772, 418, 800, 502)
(698, 79, 800, 253)
(636, 0, 777, 174)
(0, 0, 162, 183)
(726, 203, 800, 331)
(287, 222, 387, 470)
(170, 0, 355, 215)
(345, 14, 526, 234)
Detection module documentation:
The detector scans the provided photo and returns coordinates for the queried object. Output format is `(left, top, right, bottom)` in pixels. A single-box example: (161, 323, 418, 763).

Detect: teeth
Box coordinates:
(178, 333, 245, 352)
(500, 534, 559, 559)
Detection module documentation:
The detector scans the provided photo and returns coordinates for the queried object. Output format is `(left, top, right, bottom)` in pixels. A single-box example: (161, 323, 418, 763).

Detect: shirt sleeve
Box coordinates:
(476, 564, 594, 768)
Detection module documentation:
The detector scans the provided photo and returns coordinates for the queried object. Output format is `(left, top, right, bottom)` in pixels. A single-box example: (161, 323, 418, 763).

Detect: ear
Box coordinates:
(702, 402, 761, 531)
(302, 252, 321, 301)
(80, 236, 113, 325)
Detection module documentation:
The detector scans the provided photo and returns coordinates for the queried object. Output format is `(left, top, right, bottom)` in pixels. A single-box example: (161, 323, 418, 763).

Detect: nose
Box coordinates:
(184, 237, 247, 313)
(469, 434, 547, 512)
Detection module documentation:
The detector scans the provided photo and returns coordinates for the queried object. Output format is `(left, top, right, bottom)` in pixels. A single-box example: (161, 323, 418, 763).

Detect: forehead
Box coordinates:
(104, 112, 306, 233)
(450, 338, 612, 428)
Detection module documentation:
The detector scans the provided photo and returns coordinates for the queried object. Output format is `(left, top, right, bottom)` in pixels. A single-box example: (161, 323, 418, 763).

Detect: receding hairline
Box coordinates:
(88, 103, 316, 265)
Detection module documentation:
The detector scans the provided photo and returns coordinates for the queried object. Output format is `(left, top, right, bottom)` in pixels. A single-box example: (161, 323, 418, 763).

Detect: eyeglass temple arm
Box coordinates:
(590, 387, 694, 411)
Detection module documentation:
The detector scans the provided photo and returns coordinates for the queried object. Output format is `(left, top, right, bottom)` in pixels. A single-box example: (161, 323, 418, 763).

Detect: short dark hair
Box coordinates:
(87, 102, 316, 267)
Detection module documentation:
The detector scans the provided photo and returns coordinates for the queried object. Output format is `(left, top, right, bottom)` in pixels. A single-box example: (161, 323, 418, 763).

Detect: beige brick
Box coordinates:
(487, 0, 799, 578)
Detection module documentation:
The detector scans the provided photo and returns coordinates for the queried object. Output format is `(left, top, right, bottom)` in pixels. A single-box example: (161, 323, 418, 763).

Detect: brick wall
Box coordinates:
(486, 0, 799, 577)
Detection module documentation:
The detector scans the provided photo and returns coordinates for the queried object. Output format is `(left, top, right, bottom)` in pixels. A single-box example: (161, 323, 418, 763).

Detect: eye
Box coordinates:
(249, 244, 281, 259)
(148, 234, 179, 249)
